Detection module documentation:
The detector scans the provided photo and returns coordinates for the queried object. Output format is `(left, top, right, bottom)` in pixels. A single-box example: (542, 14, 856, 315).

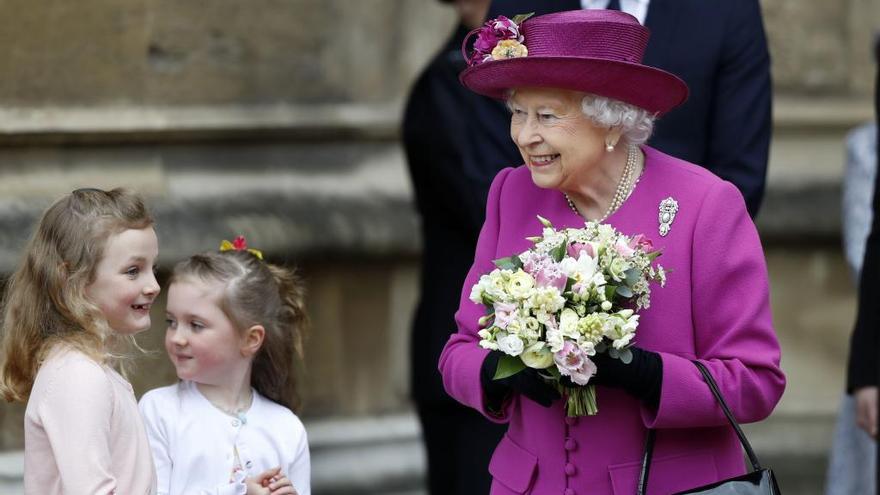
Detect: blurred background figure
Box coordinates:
(402, 1, 512, 492)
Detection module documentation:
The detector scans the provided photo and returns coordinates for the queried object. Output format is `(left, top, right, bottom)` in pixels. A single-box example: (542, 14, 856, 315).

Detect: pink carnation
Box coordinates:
(628, 234, 655, 253)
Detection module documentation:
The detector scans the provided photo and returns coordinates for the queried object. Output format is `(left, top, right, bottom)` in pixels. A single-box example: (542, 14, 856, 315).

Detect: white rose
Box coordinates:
(497, 333, 525, 356)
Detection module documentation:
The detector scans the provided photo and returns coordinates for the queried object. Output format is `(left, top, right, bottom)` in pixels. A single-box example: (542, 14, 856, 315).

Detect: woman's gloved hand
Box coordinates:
(590, 347, 663, 408)
(480, 351, 560, 408)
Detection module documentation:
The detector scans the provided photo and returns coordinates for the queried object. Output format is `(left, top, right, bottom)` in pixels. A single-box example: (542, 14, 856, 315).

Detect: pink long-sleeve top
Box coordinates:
(24, 345, 157, 495)
(439, 146, 786, 495)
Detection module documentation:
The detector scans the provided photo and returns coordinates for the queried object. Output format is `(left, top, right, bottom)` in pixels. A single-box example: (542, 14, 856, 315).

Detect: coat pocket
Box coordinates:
(488, 434, 538, 494)
(608, 449, 718, 494)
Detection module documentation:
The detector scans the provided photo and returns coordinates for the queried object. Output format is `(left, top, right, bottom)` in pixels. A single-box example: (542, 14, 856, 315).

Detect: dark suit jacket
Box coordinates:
(404, 0, 772, 404)
(847, 49, 879, 394)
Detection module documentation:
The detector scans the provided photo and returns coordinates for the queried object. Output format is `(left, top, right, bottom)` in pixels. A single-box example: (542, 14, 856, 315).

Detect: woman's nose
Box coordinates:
(514, 117, 541, 147)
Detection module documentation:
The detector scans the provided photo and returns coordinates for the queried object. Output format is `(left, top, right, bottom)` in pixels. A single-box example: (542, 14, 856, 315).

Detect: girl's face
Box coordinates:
(85, 227, 160, 335)
(164, 278, 251, 385)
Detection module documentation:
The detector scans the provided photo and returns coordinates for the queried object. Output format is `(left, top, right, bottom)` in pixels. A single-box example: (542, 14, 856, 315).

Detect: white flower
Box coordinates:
(521, 342, 554, 369)
(545, 326, 565, 353)
(497, 333, 525, 356)
(559, 308, 580, 339)
(526, 286, 566, 314)
(506, 270, 536, 299)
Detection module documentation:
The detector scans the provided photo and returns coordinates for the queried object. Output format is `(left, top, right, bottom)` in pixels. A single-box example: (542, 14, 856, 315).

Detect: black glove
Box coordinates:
(480, 351, 561, 408)
(590, 347, 663, 408)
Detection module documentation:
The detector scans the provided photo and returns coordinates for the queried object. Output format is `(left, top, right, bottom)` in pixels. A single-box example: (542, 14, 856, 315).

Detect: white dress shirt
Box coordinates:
(580, 0, 650, 25)
(139, 381, 310, 495)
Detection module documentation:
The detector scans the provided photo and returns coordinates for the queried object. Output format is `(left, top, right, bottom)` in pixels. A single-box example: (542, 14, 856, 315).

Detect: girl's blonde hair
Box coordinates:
(0, 188, 154, 402)
(170, 250, 308, 412)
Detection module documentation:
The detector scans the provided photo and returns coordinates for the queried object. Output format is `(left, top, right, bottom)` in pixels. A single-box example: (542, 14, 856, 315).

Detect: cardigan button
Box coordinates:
(564, 416, 578, 426)
(564, 489, 576, 495)
(565, 463, 577, 476)
(564, 438, 577, 451)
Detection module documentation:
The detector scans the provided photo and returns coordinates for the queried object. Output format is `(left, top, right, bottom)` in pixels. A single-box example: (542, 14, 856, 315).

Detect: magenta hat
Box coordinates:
(460, 10, 688, 116)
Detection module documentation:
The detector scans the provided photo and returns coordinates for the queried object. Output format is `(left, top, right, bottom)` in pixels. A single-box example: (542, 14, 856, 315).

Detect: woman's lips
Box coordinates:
(529, 154, 560, 167)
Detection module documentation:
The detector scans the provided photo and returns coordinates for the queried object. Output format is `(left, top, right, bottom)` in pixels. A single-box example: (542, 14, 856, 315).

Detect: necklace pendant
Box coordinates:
(658, 197, 679, 237)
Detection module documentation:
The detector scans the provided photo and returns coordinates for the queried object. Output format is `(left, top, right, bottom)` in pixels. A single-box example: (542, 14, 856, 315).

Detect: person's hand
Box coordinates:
(480, 351, 560, 408)
(589, 347, 662, 408)
(246, 467, 299, 495)
(854, 386, 878, 439)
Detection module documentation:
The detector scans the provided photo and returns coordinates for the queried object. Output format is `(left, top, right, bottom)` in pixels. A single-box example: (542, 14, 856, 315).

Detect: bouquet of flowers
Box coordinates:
(471, 216, 666, 416)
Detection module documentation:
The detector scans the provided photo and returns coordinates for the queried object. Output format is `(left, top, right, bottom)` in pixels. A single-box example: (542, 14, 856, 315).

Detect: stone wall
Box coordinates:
(0, 1, 876, 492)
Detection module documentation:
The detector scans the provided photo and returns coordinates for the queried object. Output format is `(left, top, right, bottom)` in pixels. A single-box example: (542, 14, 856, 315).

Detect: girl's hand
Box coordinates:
(264, 472, 298, 495)
(246, 466, 298, 495)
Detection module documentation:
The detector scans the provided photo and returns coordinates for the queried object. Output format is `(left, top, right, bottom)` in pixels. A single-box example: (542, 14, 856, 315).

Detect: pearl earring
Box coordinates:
(606, 143, 615, 152)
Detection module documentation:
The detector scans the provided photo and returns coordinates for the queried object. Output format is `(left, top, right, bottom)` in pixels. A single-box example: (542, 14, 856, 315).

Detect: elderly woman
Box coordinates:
(438, 9, 785, 495)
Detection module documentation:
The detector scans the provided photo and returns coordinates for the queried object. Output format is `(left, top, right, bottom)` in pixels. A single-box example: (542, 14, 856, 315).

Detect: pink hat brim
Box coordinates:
(460, 56, 688, 116)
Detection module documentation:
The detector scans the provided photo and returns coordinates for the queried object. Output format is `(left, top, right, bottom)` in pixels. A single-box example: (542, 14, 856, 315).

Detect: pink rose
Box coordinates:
(628, 234, 655, 253)
(554, 341, 597, 386)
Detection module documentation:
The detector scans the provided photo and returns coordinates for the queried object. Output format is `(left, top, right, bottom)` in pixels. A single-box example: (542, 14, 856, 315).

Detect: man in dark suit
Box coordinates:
(403, 1, 773, 492)
(847, 35, 879, 466)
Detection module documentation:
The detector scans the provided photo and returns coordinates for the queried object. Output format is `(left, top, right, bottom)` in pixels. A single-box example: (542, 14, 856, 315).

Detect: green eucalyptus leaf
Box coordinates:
(493, 255, 523, 271)
(616, 285, 633, 298)
(619, 348, 633, 364)
(493, 355, 527, 380)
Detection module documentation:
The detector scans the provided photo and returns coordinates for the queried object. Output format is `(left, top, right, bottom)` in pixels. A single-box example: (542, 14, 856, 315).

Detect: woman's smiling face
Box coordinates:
(508, 87, 609, 191)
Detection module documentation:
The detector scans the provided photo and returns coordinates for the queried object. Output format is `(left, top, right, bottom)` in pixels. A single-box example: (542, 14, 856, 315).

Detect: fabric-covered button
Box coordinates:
(231, 419, 240, 427)
(564, 488, 576, 495)
(564, 416, 578, 426)
(564, 438, 577, 451)
(565, 463, 577, 476)
(245, 460, 253, 468)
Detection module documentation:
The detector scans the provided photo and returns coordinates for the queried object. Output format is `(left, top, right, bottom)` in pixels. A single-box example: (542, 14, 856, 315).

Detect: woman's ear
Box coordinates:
(241, 324, 266, 357)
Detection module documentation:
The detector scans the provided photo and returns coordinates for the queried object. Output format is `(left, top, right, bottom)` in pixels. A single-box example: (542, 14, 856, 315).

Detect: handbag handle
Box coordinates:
(637, 360, 764, 495)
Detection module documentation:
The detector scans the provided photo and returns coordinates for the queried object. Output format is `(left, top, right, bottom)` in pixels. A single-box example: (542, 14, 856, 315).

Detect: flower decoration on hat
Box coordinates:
(219, 235, 264, 260)
(465, 12, 534, 67)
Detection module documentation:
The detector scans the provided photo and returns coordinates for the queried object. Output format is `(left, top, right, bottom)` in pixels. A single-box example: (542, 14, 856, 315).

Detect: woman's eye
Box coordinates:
(539, 113, 556, 121)
(191, 321, 205, 331)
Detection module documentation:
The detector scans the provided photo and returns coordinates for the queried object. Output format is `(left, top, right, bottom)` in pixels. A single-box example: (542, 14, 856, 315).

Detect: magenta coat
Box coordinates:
(438, 146, 786, 495)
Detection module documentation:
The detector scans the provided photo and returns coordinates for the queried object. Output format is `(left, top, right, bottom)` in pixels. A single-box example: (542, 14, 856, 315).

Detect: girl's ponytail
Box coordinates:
(253, 264, 308, 412)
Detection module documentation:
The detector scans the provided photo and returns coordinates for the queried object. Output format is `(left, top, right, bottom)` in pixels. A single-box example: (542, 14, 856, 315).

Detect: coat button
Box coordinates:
(564, 438, 577, 451)
(245, 460, 253, 468)
(564, 489, 576, 495)
(565, 463, 577, 476)
(231, 419, 240, 427)
(564, 416, 578, 426)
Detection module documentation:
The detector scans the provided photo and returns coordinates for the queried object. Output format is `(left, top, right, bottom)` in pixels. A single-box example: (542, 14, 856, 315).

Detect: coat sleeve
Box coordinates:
(642, 180, 786, 428)
(439, 167, 515, 422)
(705, 0, 772, 218)
(37, 358, 118, 494)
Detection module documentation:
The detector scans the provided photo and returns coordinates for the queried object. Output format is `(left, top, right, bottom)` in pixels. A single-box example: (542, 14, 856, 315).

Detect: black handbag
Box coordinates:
(637, 360, 782, 495)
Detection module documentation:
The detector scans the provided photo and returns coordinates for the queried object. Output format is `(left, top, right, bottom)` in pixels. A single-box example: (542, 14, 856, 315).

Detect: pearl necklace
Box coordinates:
(564, 145, 641, 223)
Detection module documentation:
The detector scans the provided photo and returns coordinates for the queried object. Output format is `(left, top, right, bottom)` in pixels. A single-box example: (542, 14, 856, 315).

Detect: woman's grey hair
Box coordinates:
(506, 89, 656, 145)
(580, 94, 655, 145)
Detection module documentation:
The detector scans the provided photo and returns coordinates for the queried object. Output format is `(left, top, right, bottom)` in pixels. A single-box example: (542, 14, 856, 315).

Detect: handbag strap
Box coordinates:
(637, 360, 764, 494)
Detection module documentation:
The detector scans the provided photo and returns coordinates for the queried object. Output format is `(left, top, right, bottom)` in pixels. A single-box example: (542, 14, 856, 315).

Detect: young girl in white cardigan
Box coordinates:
(139, 238, 309, 495)
(0, 188, 160, 494)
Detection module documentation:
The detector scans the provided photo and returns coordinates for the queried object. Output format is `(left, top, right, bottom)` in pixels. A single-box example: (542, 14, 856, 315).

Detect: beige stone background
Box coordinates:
(0, 0, 877, 493)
